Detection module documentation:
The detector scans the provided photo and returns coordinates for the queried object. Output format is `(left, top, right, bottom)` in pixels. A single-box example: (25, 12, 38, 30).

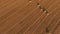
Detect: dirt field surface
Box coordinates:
(0, 0, 60, 34)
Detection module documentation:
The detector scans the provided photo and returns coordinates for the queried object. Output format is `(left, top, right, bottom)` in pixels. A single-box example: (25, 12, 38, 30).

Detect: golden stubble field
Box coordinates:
(0, 0, 60, 34)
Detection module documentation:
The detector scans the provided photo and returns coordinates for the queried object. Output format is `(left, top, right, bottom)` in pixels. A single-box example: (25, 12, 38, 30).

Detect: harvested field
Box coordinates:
(0, 0, 60, 34)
